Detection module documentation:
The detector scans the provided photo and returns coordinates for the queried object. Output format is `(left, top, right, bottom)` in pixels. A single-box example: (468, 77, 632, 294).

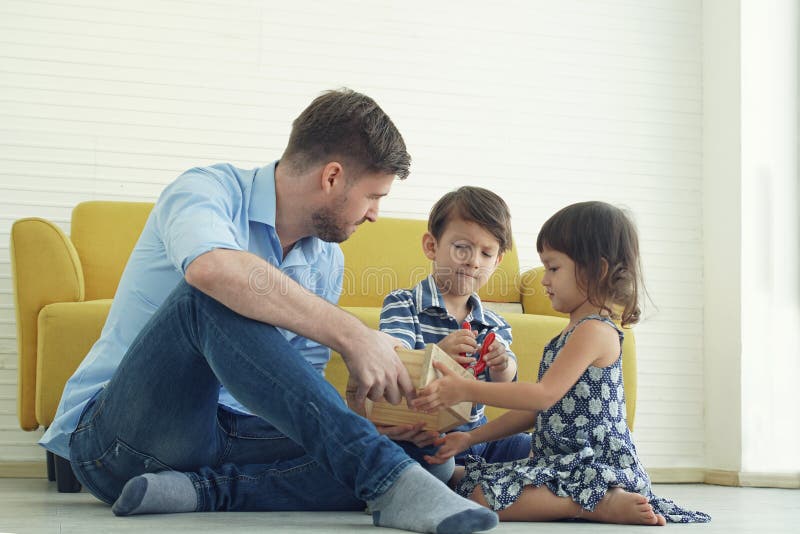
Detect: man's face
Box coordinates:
(311, 172, 395, 243)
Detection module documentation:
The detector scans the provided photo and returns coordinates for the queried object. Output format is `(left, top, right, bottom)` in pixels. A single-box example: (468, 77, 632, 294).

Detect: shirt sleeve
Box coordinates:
(379, 290, 421, 350)
(320, 246, 344, 305)
(309, 244, 344, 365)
(153, 167, 244, 274)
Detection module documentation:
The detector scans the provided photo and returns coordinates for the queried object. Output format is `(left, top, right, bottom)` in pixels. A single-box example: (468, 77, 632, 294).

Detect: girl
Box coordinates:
(412, 201, 710, 525)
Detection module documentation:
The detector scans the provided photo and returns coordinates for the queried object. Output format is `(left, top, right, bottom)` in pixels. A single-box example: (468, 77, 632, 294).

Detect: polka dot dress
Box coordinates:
(454, 315, 711, 523)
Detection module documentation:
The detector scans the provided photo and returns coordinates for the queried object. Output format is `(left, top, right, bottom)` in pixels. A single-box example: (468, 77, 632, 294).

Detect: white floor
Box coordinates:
(0, 478, 797, 534)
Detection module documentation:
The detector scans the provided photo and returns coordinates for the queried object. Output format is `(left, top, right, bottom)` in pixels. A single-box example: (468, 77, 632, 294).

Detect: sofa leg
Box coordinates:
(46, 450, 56, 481)
(54, 454, 82, 493)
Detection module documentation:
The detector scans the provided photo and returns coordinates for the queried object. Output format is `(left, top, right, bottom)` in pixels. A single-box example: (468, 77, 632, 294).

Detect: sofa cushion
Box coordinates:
(71, 202, 153, 301)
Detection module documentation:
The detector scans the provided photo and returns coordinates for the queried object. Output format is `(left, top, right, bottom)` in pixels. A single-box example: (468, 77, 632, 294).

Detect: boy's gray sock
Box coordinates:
(112, 471, 197, 516)
(367, 464, 498, 533)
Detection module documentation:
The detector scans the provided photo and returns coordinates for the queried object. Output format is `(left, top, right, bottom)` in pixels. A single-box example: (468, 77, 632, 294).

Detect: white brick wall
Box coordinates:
(0, 0, 704, 468)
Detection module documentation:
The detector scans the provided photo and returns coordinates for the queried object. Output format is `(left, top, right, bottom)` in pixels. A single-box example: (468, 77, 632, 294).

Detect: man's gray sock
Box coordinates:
(112, 471, 197, 516)
(367, 464, 498, 534)
(427, 456, 456, 484)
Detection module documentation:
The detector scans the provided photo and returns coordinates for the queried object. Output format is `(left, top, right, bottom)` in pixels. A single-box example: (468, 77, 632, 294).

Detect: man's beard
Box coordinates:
(311, 202, 352, 243)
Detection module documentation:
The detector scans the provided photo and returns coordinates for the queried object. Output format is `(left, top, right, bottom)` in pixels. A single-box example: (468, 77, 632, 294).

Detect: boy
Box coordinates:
(379, 186, 531, 477)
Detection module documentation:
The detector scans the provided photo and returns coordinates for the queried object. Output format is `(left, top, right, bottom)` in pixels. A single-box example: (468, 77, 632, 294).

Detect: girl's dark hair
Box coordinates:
(428, 186, 513, 254)
(536, 201, 643, 326)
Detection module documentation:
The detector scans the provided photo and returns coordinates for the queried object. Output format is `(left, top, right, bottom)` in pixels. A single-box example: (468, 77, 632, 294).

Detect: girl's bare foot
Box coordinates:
(581, 487, 667, 526)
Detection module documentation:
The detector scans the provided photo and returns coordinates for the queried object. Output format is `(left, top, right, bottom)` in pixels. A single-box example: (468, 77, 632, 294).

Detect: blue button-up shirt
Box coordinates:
(40, 161, 344, 459)
(379, 275, 516, 430)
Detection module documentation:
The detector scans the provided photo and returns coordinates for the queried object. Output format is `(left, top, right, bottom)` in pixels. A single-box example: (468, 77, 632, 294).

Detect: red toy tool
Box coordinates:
(472, 332, 495, 376)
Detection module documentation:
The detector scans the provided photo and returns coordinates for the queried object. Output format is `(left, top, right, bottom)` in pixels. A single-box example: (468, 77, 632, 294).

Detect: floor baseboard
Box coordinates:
(648, 467, 706, 483)
(0, 461, 46, 478)
(658, 468, 800, 489)
(703, 469, 741, 487)
(738, 471, 800, 489)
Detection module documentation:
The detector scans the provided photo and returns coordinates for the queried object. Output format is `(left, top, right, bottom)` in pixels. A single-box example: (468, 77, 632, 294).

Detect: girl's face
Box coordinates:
(539, 247, 589, 316)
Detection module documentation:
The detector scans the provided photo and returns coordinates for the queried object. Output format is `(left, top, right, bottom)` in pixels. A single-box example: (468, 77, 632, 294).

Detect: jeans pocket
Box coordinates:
(73, 388, 106, 435)
(74, 437, 173, 505)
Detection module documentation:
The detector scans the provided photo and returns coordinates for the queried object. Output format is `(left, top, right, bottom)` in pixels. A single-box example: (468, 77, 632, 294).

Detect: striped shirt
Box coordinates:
(380, 275, 516, 430)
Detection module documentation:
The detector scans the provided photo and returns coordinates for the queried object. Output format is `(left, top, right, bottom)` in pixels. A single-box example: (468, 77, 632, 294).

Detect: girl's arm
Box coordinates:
(413, 319, 620, 412)
(465, 408, 537, 444)
(424, 409, 537, 465)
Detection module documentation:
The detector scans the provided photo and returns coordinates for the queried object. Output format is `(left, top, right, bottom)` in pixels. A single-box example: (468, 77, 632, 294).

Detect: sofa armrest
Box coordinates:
(36, 300, 111, 428)
(11, 218, 85, 430)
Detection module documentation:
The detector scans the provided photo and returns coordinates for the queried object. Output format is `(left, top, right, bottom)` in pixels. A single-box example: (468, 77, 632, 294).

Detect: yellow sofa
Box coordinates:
(11, 201, 637, 490)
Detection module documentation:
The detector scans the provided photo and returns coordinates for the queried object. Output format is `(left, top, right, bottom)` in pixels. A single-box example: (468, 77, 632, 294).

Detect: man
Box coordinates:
(40, 89, 497, 534)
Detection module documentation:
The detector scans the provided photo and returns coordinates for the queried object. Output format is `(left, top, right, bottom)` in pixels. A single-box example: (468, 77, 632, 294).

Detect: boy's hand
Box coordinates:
(437, 330, 478, 366)
(376, 423, 439, 447)
(482, 339, 510, 372)
(412, 361, 470, 412)
(423, 432, 472, 464)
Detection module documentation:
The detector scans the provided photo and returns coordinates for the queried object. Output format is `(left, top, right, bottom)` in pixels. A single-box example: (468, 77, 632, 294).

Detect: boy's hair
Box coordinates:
(536, 201, 642, 326)
(281, 88, 411, 180)
(428, 186, 513, 254)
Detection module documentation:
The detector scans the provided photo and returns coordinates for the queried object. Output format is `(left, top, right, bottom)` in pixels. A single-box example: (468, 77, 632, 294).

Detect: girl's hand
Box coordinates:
(482, 339, 509, 372)
(412, 361, 470, 412)
(375, 423, 439, 448)
(437, 330, 477, 366)
(423, 432, 472, 464)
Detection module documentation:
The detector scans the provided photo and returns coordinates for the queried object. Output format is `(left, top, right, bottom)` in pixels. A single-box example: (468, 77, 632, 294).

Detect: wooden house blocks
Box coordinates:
(364, 344, 475, 432)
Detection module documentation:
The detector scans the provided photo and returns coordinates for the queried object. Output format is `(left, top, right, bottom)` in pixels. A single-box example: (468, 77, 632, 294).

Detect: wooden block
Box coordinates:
(364, 344, 475, 432)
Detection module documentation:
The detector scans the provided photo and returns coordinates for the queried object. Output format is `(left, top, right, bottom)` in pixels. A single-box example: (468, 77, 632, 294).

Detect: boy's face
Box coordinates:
(423, 216, 503, 297)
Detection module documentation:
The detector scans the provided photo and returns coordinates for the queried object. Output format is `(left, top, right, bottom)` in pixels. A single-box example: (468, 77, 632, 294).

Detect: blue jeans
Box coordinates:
(69, 280, 415, 511)
(457, 431, 532, 465)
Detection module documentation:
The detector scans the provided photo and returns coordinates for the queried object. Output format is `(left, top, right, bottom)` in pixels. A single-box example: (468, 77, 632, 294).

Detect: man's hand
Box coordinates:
(423, 432, 472, 464)
(341, 329, 415, 405)
(412, 360, 471, 412)
(376, 423, 439, 447)
(436, 329, 477, 366)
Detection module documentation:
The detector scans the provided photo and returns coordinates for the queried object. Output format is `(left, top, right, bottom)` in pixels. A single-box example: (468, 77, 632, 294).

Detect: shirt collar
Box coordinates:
(249, 160, 324, 263)
(414, 275, 491, 326)
(248, 161, 278, 226)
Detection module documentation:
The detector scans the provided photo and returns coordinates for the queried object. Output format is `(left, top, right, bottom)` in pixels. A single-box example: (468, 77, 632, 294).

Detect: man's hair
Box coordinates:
(536, 201, 643, 326)
(428, 186, 513, 254)
(281, 88, 411, 180)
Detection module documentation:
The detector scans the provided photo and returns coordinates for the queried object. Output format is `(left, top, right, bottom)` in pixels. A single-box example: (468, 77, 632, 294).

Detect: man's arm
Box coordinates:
(185, 248, 414, 404)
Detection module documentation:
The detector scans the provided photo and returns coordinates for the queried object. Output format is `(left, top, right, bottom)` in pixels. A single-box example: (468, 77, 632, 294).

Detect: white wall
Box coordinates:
(702, 0, 743, 474)
(0, 0, 705, 470)
(703, 0, 800, 480)
(740, 0, 800, 474)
